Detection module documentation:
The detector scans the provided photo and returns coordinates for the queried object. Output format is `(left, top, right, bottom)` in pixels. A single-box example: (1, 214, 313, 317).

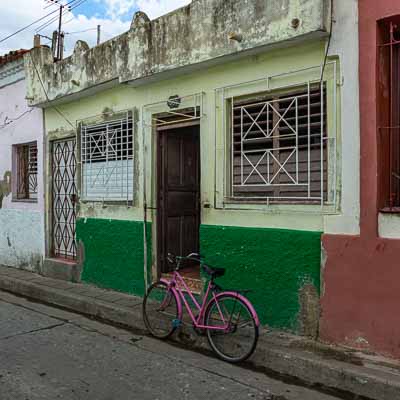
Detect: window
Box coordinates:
(378, 18, 400, 210)
(81, 113, 134, 202)
(230, 84, 327, 203)
(13, 142, 38, 201)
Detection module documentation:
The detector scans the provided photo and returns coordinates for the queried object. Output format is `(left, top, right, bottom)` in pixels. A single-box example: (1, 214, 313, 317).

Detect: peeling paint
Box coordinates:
(25, 0, 329, 106)
(299, 283, 320, 338)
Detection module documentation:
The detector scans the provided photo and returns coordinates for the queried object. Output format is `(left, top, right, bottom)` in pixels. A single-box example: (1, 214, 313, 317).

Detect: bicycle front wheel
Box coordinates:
(204, 294, 258, 363)
(143, 281, 180, 339)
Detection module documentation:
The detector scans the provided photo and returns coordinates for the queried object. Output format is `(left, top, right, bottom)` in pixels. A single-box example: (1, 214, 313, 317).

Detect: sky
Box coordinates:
(0, 0, 191, 55)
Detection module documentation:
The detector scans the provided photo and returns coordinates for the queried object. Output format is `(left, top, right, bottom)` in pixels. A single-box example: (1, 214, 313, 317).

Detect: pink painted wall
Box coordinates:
(320, 0, 400, 359)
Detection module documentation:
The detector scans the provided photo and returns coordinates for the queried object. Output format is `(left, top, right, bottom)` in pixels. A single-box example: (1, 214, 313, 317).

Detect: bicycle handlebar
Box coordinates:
(167, 252, 204, 268)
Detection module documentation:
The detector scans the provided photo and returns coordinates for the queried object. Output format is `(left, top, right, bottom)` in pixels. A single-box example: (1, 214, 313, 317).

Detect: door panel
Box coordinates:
(158, 126, 200, 273)
(52, 138, 77, 260)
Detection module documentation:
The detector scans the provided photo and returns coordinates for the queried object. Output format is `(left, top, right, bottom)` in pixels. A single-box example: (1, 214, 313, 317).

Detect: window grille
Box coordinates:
(81, 113, 134, 202)
(378, 19, 400, 209)
(14, 142, 38, 200)
(231, 84, 327, 203)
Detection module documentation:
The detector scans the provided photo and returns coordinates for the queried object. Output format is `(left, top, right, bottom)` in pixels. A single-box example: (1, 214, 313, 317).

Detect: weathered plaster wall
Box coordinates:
(0, 68, 45, 270)
(25, 0, 329, 106)
(39, 0, 359, 333)
(200, 225, 321, 331)
(42, 42, 345, 230)
(323, 0, 360, 236)
(0, 210, 43, 271)
(321, 0, 400, 359)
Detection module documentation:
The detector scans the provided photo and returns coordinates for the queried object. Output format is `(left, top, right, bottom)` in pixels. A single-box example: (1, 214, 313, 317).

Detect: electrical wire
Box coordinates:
(60, 0, 89, 28)
(35, 0, 81, 32)
(320, 0, 334, 86)
(0, 109, 34, 130)
(65, 27, 97, 35)
(0, 0, 78, 44)
(28, 52, 75, 130)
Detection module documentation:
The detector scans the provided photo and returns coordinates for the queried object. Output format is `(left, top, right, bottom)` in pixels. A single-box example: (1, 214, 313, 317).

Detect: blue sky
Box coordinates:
(65, 1, 136, 22)
(77, 1, 135, 22)
(0, 0, 191, 54)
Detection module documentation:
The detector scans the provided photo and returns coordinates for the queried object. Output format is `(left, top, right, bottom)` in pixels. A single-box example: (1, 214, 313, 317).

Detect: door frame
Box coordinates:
(155, 120, 201, 278)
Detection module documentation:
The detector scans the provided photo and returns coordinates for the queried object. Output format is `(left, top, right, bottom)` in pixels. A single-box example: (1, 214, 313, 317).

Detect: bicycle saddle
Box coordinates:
(202, 264, 225, 278)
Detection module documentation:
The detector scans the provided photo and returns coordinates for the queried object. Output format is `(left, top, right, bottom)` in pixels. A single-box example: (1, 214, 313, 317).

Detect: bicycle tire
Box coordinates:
(204, 294, 259, 363)
(142, 281, 180, 339)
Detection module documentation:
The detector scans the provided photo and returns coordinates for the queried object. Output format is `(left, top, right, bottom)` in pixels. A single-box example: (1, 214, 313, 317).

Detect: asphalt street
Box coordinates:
(0, 290, 343, 400)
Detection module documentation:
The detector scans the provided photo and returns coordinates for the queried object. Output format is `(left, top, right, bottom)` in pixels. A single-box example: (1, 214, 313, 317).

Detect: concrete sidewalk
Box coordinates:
(0, 265, 399, 400)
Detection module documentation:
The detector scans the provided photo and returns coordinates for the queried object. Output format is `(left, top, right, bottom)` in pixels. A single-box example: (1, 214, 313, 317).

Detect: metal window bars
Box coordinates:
(214, 62, 338, 209)
(231, 84, 327, 203)
(80, 111, 134, 202)
(16, 142, 38, 200)
(378, 20, 400, 209)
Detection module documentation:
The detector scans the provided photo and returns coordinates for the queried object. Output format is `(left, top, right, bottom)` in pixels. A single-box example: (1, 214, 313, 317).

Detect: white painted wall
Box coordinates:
(379, 213, 400, 239)
(0, 58, 45, 270)
(324, 0, 360, 235)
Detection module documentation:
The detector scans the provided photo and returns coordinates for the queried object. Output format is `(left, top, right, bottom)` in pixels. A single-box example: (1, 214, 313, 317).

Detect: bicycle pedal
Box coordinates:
(172, 319, 182, 328)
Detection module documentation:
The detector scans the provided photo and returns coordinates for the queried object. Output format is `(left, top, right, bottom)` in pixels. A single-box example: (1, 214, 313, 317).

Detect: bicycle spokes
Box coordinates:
(143, 282, 180, 339)
(205, 295, 258, 362)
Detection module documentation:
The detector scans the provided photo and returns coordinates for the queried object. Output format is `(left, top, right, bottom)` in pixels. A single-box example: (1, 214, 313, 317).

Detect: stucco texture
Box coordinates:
(200, 225, 322, 330)
(0, 209, 44, 270)
(77, 218, 152, 296)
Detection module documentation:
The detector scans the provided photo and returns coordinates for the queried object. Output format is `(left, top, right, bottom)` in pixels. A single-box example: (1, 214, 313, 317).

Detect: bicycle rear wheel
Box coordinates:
(204, 294, 258, 363)
(143, 281, 180, 339)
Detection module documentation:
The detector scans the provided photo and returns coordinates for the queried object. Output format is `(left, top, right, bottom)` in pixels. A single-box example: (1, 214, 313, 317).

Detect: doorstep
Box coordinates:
(41, 257, 82, 283)
(0, 264, 399, 400)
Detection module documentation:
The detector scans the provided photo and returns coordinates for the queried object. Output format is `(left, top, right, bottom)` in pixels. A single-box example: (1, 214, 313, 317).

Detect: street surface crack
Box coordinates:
(0, 322, 66, 340)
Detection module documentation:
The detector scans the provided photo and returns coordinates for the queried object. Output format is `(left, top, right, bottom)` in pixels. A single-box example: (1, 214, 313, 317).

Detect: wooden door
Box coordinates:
(158, 125, 200, 273)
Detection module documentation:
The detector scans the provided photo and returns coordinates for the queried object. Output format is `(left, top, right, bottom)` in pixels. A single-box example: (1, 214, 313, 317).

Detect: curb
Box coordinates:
(1, 273, 399, 400)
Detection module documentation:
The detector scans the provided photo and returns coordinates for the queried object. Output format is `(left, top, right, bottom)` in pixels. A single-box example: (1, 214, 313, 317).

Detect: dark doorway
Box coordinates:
(157, 124, 200, 276)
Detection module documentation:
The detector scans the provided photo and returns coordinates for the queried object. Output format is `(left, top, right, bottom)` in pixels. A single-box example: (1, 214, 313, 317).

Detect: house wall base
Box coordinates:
(200, 225, 321, 331)
(76, 218, 152, 297)
(320, 234, 400, 358)
(0, 209, 43, 272)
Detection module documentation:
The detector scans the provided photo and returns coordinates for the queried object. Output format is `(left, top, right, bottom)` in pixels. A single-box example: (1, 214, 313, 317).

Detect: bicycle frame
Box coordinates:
(161, 270, 260, 331)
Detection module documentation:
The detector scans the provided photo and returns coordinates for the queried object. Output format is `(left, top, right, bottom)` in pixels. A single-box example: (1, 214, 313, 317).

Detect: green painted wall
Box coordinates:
(77, 218, 152, 296)
(200, 225, 321, 330)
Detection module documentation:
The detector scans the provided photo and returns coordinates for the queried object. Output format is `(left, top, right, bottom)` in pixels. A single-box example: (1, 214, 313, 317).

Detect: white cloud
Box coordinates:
(0, 0, 191, 56)
(101, 0, 191, 20)
(133, 0, 191, 20)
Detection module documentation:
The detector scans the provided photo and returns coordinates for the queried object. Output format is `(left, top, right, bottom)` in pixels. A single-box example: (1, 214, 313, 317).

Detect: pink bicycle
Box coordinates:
(142, 253, 260, 363)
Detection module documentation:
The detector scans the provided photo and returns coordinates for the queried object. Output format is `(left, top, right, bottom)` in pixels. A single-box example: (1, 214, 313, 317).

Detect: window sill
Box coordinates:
(220, 199, 338, 215)
(80, 199, 134, 207)
(380, 207, 400, 214)
(12, 198, 38, 204)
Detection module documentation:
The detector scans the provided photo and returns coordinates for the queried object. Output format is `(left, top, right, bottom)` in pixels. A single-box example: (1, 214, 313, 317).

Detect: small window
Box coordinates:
(13, 142, 38, 201)
(81, 113, 134, 202)
(378, 18, 400, 210)
(230, 85, 327, 203)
